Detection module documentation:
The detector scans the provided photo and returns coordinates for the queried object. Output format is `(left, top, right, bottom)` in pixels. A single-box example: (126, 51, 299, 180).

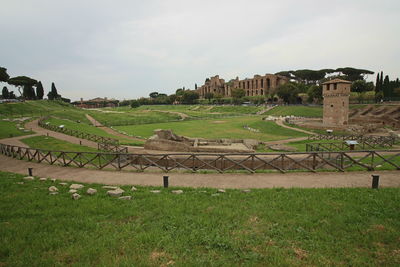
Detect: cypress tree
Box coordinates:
(2, 86, 9, 99)
(36, 81, 44, 99)
(383, 75, 390, 98)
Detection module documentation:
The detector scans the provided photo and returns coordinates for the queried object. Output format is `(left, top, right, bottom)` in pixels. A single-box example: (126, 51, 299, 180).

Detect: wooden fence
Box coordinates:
(1, 143, 399, 173)
(306, 140, 393, 152)
(308, 134, 397, 146)
(38, 117, 119, 145)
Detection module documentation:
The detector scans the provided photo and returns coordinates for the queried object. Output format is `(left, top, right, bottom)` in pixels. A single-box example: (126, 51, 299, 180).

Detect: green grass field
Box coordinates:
(115, 116, 307, 141)
(0, 171, 399, 266)
(0, 100, 90, 123)
(43, 117, 142, 145)
(265, 106, 323, 117)
(21, 135, 99, 153)
(87, 110, 181, 126)
(0, 120, 34, 139)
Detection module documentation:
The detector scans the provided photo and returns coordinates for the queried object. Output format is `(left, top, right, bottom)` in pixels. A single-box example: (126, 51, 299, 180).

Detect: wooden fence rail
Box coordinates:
(38, 117, 119, 145)
(308, 134, 397, 146)
(1, 143, 399, 173)
(306, 140, 394, 152)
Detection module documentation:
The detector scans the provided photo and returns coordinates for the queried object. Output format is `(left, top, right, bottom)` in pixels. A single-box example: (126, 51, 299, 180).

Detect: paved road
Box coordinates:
(1, 154, 399, 188)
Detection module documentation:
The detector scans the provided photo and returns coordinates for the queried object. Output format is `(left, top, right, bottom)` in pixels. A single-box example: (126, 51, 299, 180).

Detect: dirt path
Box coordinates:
(1, 154, 399, 188)
(0, 133, 40, 147)
(256, 105, 276, 115)
(152, 110, 189, 120)
(263, 120, 314, 146)
(25, 119, 99, 149)
(85, 114, 145, 142)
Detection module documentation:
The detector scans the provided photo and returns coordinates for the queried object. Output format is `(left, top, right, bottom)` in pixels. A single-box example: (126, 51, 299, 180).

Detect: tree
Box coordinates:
(306, 85, 322, 103)
(9, 91, 16, 99)
(204, 92, 214, 103)
(336, 67, 374, 81)
(47, 82, 61, 100)
(0, 67, 10, 82)
(231, 88, 245, 99)
(36, 81, 44, 99)
(149, 92, 159, 98)
(130, 100, 140, 108)
(2, 86, 9, 99)
(351, 80, 374, 103)
(23, 84, 36, 100)
(383, 75, 390, 98)
(7, 76, 37, 97)
(276, 83, 299, 104)
(181, 91, 199, 104)
(195, 83, 198, 90)
(351, 80, 374, 94)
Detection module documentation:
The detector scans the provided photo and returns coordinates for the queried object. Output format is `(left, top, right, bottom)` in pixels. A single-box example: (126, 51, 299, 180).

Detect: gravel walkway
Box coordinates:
(0, 154, 399, 188)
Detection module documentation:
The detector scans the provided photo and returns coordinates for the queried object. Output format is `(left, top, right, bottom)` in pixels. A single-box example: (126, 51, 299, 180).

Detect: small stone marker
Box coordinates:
(70, 184, 84, 190)
(131, 186, 138, 191)
(102, 186, 118, 190)
(107, 188, 124, 197)
(118, 196, 132, 200)
(242, 189, 251, 193)
(59, 182, 68, 186)
(217, 189, 226, 193)
(39, 178, 47, 182)
(171, 190, 183, 194)
(23, 176, 34, 180)
(71, 193, 81, 200)
(86, 188, 97, 195)
(51, 178, 57, 183)
(48, 186, 58, 192)
(150, 190, 161, 194)
(69, 189, 78, 194)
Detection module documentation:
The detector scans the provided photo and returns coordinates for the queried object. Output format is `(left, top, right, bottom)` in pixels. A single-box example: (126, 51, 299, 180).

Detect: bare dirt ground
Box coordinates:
(25, 119, 99, 149)
(1, 154, 399, 188)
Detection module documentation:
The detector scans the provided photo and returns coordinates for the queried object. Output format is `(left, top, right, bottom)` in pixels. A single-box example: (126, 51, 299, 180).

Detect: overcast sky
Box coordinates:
(1, 0, 399, 101)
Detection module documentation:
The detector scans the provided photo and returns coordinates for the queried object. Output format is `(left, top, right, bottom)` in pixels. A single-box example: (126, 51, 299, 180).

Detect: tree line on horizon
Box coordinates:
(0, 66, 69, 102)
(122, 67, 400, 107)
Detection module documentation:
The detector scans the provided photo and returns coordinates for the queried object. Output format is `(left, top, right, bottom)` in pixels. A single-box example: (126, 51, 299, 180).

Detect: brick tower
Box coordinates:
(322, 79, 351, 126)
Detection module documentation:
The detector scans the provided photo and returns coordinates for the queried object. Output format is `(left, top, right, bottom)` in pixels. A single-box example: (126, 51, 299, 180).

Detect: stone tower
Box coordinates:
(322, 79, 351, 126)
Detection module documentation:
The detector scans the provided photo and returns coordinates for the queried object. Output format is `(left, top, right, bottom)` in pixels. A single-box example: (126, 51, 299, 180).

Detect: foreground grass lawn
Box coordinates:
(115, 116, 307, 141)
(0, 171, 399, 266)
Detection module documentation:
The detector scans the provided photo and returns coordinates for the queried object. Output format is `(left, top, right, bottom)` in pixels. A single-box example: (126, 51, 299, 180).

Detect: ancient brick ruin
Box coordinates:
(322, 79, 351, 126)
(196, 73, 289, 98)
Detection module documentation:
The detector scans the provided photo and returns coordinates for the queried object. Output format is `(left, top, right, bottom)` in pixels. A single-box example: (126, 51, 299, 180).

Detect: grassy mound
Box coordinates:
(0, 100, 90, 123)
(0, 171, 399, 266)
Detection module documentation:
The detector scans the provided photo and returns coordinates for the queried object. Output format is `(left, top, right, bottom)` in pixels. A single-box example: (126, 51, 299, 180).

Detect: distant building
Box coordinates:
(72, 97, 119, 109)
(322, 79, 351, 126)
(196, 73, 289, 98)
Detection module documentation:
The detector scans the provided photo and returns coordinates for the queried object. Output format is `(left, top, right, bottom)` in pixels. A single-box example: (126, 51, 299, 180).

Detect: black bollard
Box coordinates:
(372, 174, 380, 189)
(28, 168, 33, 176)
(47, 132, 49, 137)
(80, 140, 82, 145)
(163, 176, 169, 188)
